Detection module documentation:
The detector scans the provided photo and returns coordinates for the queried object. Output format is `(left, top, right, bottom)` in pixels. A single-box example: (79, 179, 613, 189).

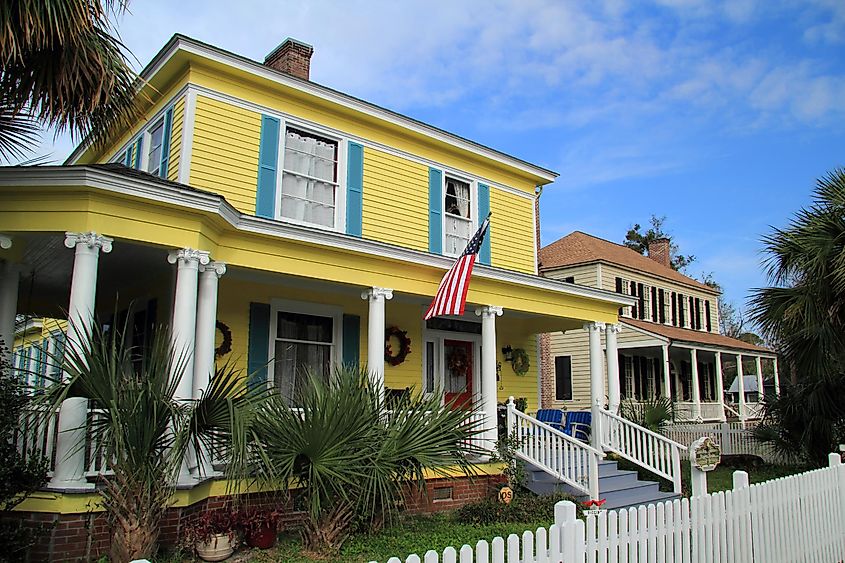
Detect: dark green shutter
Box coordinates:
(158, 107, 173, 178)
(477, 182, 491, 264)
(346, 142, 364, 236)
(247, 303, 271, 388)
(342, 314, 361, 367)
(256, 115, 280, 218)
(133, 137, 143, 169)
(428, 168, 443, 254)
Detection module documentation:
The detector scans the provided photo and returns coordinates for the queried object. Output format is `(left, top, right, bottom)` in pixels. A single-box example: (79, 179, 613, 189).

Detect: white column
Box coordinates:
(605, 324, 621, 414)
(661, 344, 672, 401)
(475, 305, 503, 454)
(50, 232, 112, 490)
(755, 356, 764, 402)
(737, 354, 746, 421)
(690, 348, 701, 421)
(586, 321, 605, 451)
(0, 259, 20, 363)
(715, 351, 726, 422)
(773, 358, 781, 396)
(361, 287, 393, 400)
(167, 248, 209, 402)
(193, 261, 226, 399)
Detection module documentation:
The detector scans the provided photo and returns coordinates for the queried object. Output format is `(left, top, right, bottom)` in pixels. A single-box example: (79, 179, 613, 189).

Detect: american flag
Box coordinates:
(424, 214, 491, 320)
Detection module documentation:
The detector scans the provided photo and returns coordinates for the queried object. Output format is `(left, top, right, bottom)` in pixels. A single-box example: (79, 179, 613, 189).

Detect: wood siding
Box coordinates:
(548, 328, 593, 410)
(361, 147, 429, 252)
(490, 189, 536, 274)
(190, 95, 262, 214)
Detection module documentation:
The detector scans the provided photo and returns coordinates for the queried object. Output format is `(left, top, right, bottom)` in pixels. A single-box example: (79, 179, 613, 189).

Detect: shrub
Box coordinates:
(454, 491, 581, 525)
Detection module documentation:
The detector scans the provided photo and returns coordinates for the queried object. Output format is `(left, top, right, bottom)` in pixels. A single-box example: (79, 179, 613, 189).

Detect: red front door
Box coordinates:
(444, 339, 473, 409)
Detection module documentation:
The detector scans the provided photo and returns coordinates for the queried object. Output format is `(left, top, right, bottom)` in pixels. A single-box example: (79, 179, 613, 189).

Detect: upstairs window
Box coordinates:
(443, 176, 473, 256)
(280, 127, 339, 228)
(147, 117, 166, 177)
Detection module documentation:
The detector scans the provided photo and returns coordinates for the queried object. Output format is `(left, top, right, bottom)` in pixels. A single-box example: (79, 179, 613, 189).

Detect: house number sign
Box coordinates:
(690, 436, 721, 472)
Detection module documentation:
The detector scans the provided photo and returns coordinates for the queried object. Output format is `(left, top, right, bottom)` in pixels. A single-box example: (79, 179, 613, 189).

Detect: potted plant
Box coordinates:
(183, 509, 241, 561)
(238, 508, 283, 549)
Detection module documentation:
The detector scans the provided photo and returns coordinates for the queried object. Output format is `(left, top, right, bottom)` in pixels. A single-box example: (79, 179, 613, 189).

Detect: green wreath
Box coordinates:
(510, 348, 530, 376)
(385, 326, 411, 366)
(215, 321, 232, 359)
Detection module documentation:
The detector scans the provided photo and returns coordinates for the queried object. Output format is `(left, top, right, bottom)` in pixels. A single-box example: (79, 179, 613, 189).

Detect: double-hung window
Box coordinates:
(280, 127, 339, 228)
(443, 176, 473, 256)
(146, 117, 166, 177)
(272, 309, 337, 404)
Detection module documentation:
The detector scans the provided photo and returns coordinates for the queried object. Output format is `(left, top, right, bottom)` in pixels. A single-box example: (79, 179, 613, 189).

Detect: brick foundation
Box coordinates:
(14, 474, 501, 561)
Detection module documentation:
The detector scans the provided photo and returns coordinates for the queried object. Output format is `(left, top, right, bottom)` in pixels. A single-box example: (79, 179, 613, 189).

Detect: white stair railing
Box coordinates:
(506, 397, 603, 500)
(599, 408, 687, 494)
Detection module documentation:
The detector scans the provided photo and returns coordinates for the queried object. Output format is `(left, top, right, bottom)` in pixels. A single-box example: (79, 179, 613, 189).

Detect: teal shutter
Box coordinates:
(342, 314, 361, 367)
(133, 137, 143, 170)
(346, 142, 364, 237)
(123, 146, 132, 167)
(247, 303, 271, 388)
(477, 183, 491, 265)
(256, 115, 280, 218)
(34, 342, 45, 387)
(158, 107, 173, 178)
(428, 168, 443, 254)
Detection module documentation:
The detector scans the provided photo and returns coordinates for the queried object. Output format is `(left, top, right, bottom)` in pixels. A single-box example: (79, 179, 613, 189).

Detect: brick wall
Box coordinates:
(538, 332, 554, 408)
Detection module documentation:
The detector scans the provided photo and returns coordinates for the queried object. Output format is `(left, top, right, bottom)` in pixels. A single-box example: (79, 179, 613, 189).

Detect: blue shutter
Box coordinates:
(428, 168, 443, 254)
(342, 314, 361, 367)
(133, 137, 143, 170)
(247, 303, 271, 389)
(123, 146, 132, 167)
(34, 343, 45, 387)
(158, 107, 173, 178)
(477, 182, 491, 265)
(346, 142, 364, 236)
(256, 115, 280, 218)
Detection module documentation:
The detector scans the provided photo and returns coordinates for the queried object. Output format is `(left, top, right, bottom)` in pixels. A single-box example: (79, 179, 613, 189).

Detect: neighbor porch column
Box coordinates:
(168, 248, 210, 402)
(362, 287, 393, 400)
(737, 354, 746, 421)
(773, 357, 781, 396)
(690, 348, 702, 421)
(0, 237, 20, 363)
(715, 351, 726, 422)
(476, 305, 503, 454)
(755, 356, 765, 402)
(661, 344, 672, 401)
(586, 321, 605, 451)
(50, 232, 112, 490)
(605, 324, 621, 414)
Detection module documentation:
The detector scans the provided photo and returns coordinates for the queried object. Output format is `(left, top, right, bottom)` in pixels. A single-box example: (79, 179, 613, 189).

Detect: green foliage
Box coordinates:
(454, 491, 580, 526)
(619, 396, 677, 432)
(623, 215, 695, 272)
(231, 365, 484, 554)
(0, 342, 50, 561)
(491, 431, 526, 490)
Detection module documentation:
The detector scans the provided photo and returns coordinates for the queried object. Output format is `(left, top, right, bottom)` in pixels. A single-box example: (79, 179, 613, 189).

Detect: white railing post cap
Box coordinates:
(507, 396, 515, 405)
(732, 470, 749, 489)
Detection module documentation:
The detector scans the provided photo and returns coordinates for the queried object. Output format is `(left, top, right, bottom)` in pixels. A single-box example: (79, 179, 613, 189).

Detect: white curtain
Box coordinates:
(281, 130, 336, 227)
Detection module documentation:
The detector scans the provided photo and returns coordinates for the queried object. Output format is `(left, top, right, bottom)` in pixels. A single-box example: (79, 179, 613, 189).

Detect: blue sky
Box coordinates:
(27, 0, 845, 318)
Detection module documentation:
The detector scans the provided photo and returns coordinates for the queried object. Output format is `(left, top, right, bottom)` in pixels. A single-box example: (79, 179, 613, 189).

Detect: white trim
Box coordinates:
(0, 166, 635, 308)
(532, 195, 539, 275)
(178, 89, 197, 184)
(596, 263, 603, 289)
(424, 328, 482, 407)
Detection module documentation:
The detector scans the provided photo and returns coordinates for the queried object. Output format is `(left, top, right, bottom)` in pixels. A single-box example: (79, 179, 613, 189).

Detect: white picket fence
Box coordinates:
(375, 454, 845, 563)
(663, 422, 782, 464)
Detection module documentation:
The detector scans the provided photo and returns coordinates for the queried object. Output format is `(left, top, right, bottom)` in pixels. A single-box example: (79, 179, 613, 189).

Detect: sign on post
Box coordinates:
(689, 436, 722, 497)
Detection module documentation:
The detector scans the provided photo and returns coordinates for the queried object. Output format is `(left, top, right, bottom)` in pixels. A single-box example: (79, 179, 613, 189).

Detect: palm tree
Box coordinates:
(232, 366, 484, 555)
(41, 320, 258, 562)
(0, 0, 142, 161)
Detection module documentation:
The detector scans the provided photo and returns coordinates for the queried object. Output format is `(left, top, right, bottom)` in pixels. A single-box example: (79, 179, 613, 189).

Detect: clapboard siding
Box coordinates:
(490, 189, 535, 274)
(383, 301, 424, 391)
(361, 147, 429, 252)
(166, 97, 185, 183)
(544, 263, 599, 287)
(190, 95, 261, 213)
(548, 329, 593, 410)
(497, 327, 539, 411)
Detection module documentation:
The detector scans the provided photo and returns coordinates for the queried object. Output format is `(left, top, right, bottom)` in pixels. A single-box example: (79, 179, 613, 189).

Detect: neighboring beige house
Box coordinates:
(538, 231, 779, 422)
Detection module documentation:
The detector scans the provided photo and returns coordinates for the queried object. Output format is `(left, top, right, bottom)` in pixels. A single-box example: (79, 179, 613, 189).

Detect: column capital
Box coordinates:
(583, 321, 605, 332)
(605, 323, 623, 335)
(0, 235, 11, 250)
(199, 261, 227, 277)
(167, 248, 210, 267)
(64, 232, 113, 253)
(361, 286, 394, 301)
(474, 305, 503, 318)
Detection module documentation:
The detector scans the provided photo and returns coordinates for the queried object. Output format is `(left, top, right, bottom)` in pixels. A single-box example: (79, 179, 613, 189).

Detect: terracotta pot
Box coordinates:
(196, 533, 235, 562)
(246, 525, 277, 549)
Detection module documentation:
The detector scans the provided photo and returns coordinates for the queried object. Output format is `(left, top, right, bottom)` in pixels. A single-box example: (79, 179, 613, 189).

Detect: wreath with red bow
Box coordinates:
(385, 326, 411, 366)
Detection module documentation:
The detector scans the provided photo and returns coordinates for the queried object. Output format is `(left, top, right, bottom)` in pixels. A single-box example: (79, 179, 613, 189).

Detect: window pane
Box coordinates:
(554, 356, 572, 400)
(444, 215, 472, 255)
(147, 120, 164, 174)
(274, 340, 331, 403)
(444, 177, 471, 218)
(280, 173, 335, 227)
(425, 341, 435, 394)
(277, 311, 333, 343)
(283, 128, 337, 182)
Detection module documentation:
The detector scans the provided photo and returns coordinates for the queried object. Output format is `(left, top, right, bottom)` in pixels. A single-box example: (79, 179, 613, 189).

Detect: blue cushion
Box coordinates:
(564, 411, 592, 441)
(535, 409, 564, 431)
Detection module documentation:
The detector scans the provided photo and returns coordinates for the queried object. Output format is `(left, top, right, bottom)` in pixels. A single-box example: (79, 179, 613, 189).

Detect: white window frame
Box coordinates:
(274, 120, 348, 233)
(144, 114, 167, 176)
(267, 298, 343, 392)
(441, 171, 478, 258)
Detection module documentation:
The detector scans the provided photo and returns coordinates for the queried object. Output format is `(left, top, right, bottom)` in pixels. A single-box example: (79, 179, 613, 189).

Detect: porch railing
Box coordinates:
(14, 407, 59, 476)
(506, 398, 603, 499)
(674, 401, 726, 421)
(598, 408, 686, 494)
(663, 420, 783, 463)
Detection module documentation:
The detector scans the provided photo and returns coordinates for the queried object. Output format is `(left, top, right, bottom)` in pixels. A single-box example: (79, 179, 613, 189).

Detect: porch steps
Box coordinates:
(525, 460, 680, 511)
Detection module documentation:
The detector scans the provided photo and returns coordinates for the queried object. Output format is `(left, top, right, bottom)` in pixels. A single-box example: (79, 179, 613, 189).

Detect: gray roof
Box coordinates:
(727, 375, 759, 394)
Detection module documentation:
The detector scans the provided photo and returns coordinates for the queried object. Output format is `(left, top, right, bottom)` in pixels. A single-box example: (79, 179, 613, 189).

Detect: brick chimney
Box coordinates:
(647, 238, 671, 268)
(264, 38, 313, 80)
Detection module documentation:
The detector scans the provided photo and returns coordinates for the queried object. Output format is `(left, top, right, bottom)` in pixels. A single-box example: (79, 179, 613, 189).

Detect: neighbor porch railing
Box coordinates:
(674, 400, 725, 421)
(598, 408, 686, 494)
(506, 398, 603, 499)
(663, 420, 783, 463)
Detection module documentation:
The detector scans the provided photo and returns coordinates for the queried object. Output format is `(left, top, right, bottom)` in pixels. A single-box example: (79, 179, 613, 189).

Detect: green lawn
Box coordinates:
(694, 461, 807, 494)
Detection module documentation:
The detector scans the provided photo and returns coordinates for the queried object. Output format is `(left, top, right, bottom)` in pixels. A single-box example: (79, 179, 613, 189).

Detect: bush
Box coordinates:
(454, 491, 581, 526)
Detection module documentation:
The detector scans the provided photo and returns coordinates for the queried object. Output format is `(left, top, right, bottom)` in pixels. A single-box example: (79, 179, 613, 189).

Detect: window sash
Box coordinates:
(147, 120, 165, 175)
